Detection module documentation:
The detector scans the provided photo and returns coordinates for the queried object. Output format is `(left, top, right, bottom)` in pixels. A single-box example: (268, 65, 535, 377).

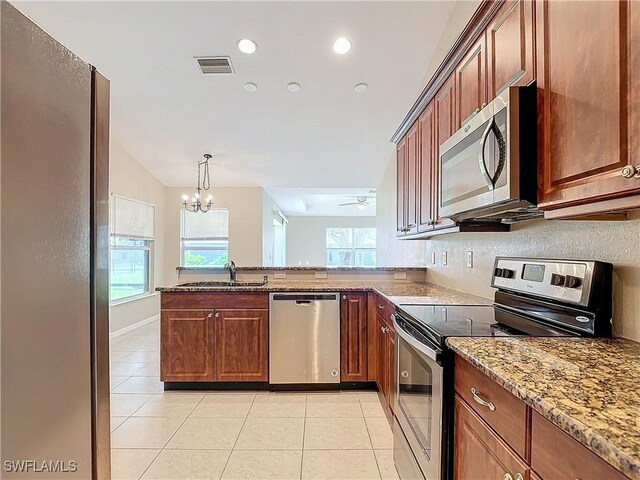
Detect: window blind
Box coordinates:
(111, 195, 155, 240)
(181, 208, 229, 240)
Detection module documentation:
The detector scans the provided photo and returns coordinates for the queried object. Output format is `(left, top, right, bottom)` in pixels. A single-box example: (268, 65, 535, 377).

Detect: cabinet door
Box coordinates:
(385, 326, 396, 415)
(418, 102, 436, 232)
(214, 309, 268, 382)
(376, 314, 389, 413)
(537, 0, 640, 209)
(454, 395, 530, 480)
(406, 124, 419, 234)
(433, 75, 457, 229)
(487, 0, 535, 97)
(341, 293, 368, 381)
(456, 35, 487, 127)
(396, 139, 408, 236)
(631, 0, 639, 177)
(161, 309, 214, 382)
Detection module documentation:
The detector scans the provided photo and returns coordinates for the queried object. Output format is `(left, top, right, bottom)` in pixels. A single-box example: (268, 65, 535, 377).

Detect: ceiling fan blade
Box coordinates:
(339, 202, 359, 206)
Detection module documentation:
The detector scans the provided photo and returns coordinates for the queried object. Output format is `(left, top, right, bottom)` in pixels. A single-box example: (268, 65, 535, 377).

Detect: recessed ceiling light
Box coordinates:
(333, 37, 351, 54)
(287, 82, 301, 92)
(237, 39, 257, 54)
(244, 82, 258, 92)
(355, 83, 368, 92)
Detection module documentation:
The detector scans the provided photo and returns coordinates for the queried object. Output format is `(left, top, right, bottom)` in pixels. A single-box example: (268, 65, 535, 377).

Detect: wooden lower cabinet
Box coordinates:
(454, 395, 530, 480)
(160, 293, 269, 383)
(214, 309, 268, 382)
(161, 309, 215, 382)
(340, 293, 368, 382)
(376, 311, 396, 419)
(454, 354, 631, 480)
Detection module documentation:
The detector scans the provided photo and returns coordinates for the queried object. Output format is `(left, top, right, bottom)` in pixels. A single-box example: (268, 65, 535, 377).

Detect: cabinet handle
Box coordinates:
(471, 387, 496, 411)
(378, 304, 385, 310)
(381, 326, 390, 334)
(621, 165, 640, 178)
(481, 102, 487, 108)
(342, 295, 347, 300)
(215, 313, 220, 318)
(503, 474, 513, 480)
(515, 474, 524, 480)
(207, 313, 213, 318)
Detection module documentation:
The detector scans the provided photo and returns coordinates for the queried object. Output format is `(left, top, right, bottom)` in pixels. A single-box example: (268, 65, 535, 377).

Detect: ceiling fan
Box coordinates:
(339, 195, 376, 210)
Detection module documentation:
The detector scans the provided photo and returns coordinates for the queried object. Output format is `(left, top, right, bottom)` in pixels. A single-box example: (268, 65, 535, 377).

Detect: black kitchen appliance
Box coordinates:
(392, 257, 613, 480)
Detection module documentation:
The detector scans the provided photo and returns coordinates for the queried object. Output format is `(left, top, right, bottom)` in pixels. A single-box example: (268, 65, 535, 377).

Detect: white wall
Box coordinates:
(287, 216, 376, 267)
(109, 140, 166, 333)
(165, 187, 279, 283)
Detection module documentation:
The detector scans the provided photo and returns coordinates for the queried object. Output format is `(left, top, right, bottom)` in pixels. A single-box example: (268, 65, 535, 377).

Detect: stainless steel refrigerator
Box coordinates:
(1, 1, 111, 478)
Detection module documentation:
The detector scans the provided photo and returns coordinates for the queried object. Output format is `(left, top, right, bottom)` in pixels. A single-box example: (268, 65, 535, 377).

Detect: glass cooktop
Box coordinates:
(397, 304, 576, 347)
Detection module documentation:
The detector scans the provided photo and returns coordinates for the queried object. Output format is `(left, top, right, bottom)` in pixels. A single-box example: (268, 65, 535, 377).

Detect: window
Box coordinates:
(110, 195, 155, 303)
(181, 208, 229, 266)
(326, 227, 376, 267)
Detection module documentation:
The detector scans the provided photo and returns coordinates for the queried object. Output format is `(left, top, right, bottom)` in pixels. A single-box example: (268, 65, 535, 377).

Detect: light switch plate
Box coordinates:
(394, 272, 407, 280)
(314, 272, 328, 279)
(431, 251, 436, 265)
(466, 251, 473, 268)
(442, 251, 448, 266)
(274, 272, 286, 279)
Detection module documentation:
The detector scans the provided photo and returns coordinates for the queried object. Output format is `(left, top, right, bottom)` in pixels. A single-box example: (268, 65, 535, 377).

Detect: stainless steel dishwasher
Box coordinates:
(269, 292, 340, 384)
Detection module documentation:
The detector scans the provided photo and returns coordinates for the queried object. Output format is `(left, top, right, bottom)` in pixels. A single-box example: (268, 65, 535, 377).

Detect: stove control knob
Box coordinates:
(494, 268, 504, 278)
(564, 275, 582, 289)
(551, 273, 566, 286)
(501, 268, 514, 279)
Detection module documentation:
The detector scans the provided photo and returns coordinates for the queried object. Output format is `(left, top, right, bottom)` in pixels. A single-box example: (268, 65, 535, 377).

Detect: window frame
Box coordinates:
(325, 227, 376, 267)
(180, 208, 230, 267)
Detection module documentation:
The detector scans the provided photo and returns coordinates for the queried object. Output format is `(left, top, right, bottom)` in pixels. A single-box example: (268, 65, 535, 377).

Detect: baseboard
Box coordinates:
(109, 314, 159, 340)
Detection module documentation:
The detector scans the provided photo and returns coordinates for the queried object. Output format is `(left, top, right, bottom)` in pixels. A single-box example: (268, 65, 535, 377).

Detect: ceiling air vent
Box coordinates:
(195, 56, 234, 75)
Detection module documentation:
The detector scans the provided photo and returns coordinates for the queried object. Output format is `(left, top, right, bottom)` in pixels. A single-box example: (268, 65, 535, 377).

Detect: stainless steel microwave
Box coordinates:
(438, 84, 538, 222)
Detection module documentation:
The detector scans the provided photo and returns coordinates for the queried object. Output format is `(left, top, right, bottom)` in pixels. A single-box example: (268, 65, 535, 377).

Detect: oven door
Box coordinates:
(393, 315, 444, 480)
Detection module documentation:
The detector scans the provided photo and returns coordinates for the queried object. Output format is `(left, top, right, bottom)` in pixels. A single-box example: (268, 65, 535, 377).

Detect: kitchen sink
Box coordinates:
(178, 279, 268, 287)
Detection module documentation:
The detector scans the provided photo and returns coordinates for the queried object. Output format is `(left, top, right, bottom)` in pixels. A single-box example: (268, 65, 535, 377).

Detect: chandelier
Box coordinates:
(182, 154, 213, 213)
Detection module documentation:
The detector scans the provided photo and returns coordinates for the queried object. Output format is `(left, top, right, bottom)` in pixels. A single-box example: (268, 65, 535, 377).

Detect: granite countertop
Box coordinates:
(447, 337, 640, 479)
(175, 266, 429, 272)
(156, 280, 491, 306)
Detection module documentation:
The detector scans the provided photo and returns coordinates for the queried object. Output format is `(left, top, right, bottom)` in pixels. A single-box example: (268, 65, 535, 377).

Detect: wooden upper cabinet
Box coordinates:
(456, 35, 487, 127)
(454, 395, 530, 480)
(406, 124, 420, 234)
(396, 139, 407, 235)
(486, 0, 535, 97)
(340, 293, 368, 382)
(214, 308, 268, 381)
(537, 0, 640, 209)
(161, 309, 214, 382)
(433, 75, 457, 229)
(418, 102, 436, 232)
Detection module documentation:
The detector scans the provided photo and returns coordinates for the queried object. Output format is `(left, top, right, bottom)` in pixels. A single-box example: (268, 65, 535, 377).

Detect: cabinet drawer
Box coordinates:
(161, 292, 268, 309)
(454, 356, 529, 459)
(531, 411, 629, 480)
(374, 295, 395, 326)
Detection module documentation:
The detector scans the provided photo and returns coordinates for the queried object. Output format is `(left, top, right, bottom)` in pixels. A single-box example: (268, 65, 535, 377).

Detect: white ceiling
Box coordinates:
(16, 1, 455, 191)
(266, 187, 377, 217)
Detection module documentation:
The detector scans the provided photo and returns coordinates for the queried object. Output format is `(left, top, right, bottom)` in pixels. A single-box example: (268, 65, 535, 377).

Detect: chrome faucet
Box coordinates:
(225, 260, 237, 283)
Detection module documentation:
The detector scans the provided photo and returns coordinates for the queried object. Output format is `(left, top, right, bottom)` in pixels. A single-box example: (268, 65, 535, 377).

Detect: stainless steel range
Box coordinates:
(392, 257, 613, 480)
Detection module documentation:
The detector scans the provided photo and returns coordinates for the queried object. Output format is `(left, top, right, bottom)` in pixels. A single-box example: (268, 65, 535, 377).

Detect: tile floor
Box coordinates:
(110, 320, 399, 480)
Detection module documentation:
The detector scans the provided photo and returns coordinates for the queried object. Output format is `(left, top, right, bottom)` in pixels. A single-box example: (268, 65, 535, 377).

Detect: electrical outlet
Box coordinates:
(274, 272, 286, 279)
(431, 251, 436, 265)
(314, 272, 328, 279)
(442, 251, 448, 266)
(466, 251, 474, 268)
(394, 272, 407, 280)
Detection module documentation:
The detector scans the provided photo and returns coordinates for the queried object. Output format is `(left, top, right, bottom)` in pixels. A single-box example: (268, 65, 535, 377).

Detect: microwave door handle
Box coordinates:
(478, 120, 495, 190)
(490, 122, 507, 185)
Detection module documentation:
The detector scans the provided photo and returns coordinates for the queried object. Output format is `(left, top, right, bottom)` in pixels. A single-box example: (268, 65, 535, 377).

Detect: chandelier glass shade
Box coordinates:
(183, 154, 213, 213)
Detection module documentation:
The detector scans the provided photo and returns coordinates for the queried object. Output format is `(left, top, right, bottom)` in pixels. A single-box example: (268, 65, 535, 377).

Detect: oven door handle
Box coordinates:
(393, 315, 442, 363)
